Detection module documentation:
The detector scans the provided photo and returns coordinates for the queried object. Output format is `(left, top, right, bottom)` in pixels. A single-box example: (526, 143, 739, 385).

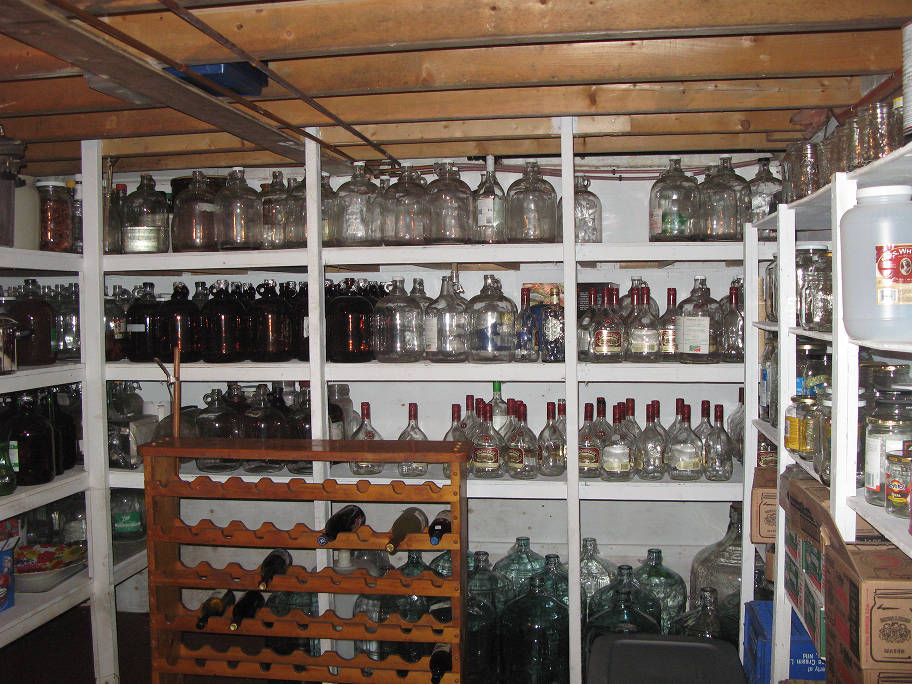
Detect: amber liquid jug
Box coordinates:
(202, 280, 248, 363)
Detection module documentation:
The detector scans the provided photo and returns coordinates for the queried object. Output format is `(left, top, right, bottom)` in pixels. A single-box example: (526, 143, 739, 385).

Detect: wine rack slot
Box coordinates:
(142, 437, 469, 684)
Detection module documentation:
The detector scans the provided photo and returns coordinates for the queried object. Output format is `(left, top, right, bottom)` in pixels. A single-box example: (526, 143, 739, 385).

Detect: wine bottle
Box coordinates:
(228, 590, 265, 631)
(317, 504, 366, 546)
(429, 642, 453, 684)
(386, 506, 428, 554)
(258, 548, 293, 590)
(428, 509, 452, 546)
(195, 589, 235, 629)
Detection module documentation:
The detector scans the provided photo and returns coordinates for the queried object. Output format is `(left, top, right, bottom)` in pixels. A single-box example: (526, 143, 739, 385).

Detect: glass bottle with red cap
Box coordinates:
(703, 404, 735, 481)
(351, 402, 384, 476)
(578, 402, 603, 478)
(667, 405, 703, 481)
(471, 403, 505, 479)
(506, 401, 539, 479)
(398, 403, 429, 478)
(538, 401, 566, 476)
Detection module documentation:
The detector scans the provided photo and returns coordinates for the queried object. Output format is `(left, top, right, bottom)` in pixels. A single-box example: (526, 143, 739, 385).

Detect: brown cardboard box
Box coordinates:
(752, 466, 778, 543)
(824, 538, 912, 679)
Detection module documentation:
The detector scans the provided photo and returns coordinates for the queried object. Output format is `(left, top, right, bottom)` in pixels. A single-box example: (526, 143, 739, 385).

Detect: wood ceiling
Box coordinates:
(0, 0, 906, 176)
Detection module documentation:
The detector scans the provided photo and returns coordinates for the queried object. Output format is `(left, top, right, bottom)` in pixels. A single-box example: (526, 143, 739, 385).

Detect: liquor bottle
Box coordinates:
(490, 381, 509, 433)
(621, 397, 642, 441)
(669, 587, 722, 639)
(633, 402, 665, 481)
(632, 548, 687, 634)
(386, 506, 428, 554)
(720, 286, 744, 362)
(466, 274, 517, 362)
(626, 286, 660, 361)
(499, 576, 570, 684)
(318, 504, 366, 546)
(0, 443, 15, 495)
(664, 398, 685, 447)
(590, 286, 625, 362)
(537, 401, 567, 476)
(459, 394, 478, 435)
(536, 553, 570, 606)
(540, 287, 565, 362)
(228, 590, 265, 631)
(468, 398, 486, 442)
(350, 402, 383, 476)
(675, 276, 721, 363)
(659, 287, 678, 361)
(429, 643, 453, 684)
(651, 400, 667, 439)
(425, 275, 468, 362)
(601, 403, 633, 481)
(471, 403, 504, 478)
(587, 565, 662, 626)
(494, 536, 546, 596)
(578, 402, 603, 478)
(500, 397, 518, 438)
(514, 286, 540, 362)
(694, 400, 713, 443)
(258, 548, 293, 590)
(667, 405, 703, 481)
(579, 538, 618, 615)
(428, 509, 451, 545)
(196, 590, 235, 629)
(689, 503, 743, 609)
(557, 398, 568, 437)
(505, 401, 539, 479)
(468, 550, 514, 615)
(577, 287, 598, 362)
(703, 404, 736, 481)
(593, 397, 611, 442)
(441, 403, 468, 479)
(397, 403, 429, 478)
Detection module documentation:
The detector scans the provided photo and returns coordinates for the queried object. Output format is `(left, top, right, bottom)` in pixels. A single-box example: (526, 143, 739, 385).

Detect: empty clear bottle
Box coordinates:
(373, 277, 423, 362)
(689, 503, 743, 609)
(659, 287, 678, 361)
(334, 162, 380, 246)
(538, 401, 567, 476)
(536, 553, 570, 606)
(675, 276, 721, 363)
(633, 549, 687, 633)
(514, 286, 540, 362)
(507, 161, 558, 242)
(473, 168, 506, 243)
(633, 402, 665, 480)
(505, 401, 539, 479)
(626, 286, 660, 361)
(427, 160, 473, 243)
(749, 158, 781, 237)
(242, 384, 288, 473)
(122, 174, 169, 253)
(720, 286, 744, 362)
(670, 587, 722, 639)
(441, 404, 468, 479)
(694, 400, 713, 443)
(471, 403, 505, 478)
(602, 403, 634, 481)
(649, 157, 700, 241)
(494, 536, 546, 596)
(579, 538, 618, 613)
(320, 172, 336, 245)
(171, 170, 217, 251)
(703, 404, 735, 481)
(351, 402, 384, 475)
(587, 565, 662, 627)
(398, 403, 429, 478)
(578, 402, 603, 478)
(259, 170, 291, 249)
(698, 165, 739, 241)
(466, 275, 516, 362)
(424, 276, 468, 362)
(384, 166, 429, 245)
(559, 173, 602, 243)
(468, 550, 514, 615)
(216, 168, 263, 250)
(668, 404, 703, 480)
(285, 177, 307, 248)
(590, 286, 625, 362)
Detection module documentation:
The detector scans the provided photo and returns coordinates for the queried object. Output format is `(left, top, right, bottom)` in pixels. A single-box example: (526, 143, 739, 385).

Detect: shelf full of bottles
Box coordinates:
(142, 437, 469, 684)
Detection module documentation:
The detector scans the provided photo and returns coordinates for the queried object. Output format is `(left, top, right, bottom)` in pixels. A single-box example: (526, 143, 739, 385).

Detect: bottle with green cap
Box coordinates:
(490, 381, 508, 433)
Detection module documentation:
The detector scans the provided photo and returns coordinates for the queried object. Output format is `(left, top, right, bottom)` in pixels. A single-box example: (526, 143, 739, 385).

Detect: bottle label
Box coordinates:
(784, 416, 804, 451)
(424, 316, 438, 352)
(602, 444, 630, 472)
(113, 511, 142, 534)
(126, 323, 146, 333)
(678, 316, 710, 354)
(507, 446, 533, 466)
(592, 329, 622, 354)
(7, 441, 17, 472)
(796, 377, 806, 395)
(630, 328, 659, 353)
(805, 374, 828, 395)
(543, 316, 563, 342)
(330, 421, 344, 440)
(476, 197, 496, 226)
(113, 319, 126, 339)
(865, 436, 911, 493)
(670, 443, 701, 471)
(660, 327, 676, 353)
(887, 475, 910, 504)
(300, 317, 309, 338)
(578, 446, 600, 467)
(875, 244, 912, 306)
(759, 369, 768, 408)
(473, 445, 500, 468)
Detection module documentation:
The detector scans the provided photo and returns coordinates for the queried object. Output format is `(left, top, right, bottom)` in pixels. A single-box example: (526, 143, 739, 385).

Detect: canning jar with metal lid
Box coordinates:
(864, 371, 912, 506)
(785, 395, 817, 460)
(794, 244, 828, 324)
(796, 342, 830, 397)
(885, 450, 912, 518)
(36, 180, 73, 253)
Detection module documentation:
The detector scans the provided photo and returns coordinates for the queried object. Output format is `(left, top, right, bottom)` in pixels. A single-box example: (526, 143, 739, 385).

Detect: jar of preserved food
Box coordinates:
(171, 170, 217, 251)
(648, 157, 699, 241)
(697, 165, 739, 240)
(865, 368, 912, 506)
(333, 162, 380, 246)
(785, 395, 817, 460)
(427, 160, 473, 243)
(122, 174, 169, 253)
(885, 451, 912, 518)
(466, 275, 517, 362)
(558, 173, 602, 243)
(157, 282, 203, 363)
(36, 180, 73, 253)
(216, 168, 264, 250)
(796, 343, 830, 397)
(507, 161, 557, 243)
(384, 166, 429, 245)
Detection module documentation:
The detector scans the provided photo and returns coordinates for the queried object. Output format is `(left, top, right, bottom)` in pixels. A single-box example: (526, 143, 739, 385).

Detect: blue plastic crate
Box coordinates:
(743, 600, 826, 684)
(164, 62, 268, 96)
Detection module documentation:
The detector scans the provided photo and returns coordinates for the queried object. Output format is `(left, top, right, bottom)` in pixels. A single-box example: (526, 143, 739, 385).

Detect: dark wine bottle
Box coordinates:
(317, 504, 366, 546)
(427, 509, 452, 546)
(228, 590, 265, 631)
(429, 642, 453, 684)
(196, 589, 235, 630)
(385, 506, 428, 554)
(428, 599, 453, 624)
(258, 548, 293, 590)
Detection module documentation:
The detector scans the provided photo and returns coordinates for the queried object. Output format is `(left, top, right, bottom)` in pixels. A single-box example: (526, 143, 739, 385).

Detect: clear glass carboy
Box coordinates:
(427, 160, 473, 243)
(384, 166, 429, 245)
(216, 168, 264, 250)
(648, 157, 699, 241)
(122, 174, 170, 253)
(749, 158, 782, 237)
(507, 161, 557, 242)
(259, 170, 291, 249)
(466, 275, 516, 362)
(372, 277, 423, 362)
(424, 276, 468, 362)
(560, 173, 602, 243)
(171, 170, 217, 251)
(334, 162, 380, 246)
(675, 276, 721, 363)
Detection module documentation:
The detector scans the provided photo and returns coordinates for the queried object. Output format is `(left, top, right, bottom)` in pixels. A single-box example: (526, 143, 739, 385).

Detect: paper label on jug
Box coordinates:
(7, 441, 17, 472)
(476, 197, 495, 226)
(875, 244, 912, 306)
(677, 316, 710, 354)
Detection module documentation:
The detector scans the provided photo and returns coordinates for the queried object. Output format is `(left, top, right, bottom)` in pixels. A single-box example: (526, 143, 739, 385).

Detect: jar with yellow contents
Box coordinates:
(785, 395, 817, 461)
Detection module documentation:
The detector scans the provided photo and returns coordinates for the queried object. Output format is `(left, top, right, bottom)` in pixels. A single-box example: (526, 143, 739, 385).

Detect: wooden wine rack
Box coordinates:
(141, 437, 470, 684)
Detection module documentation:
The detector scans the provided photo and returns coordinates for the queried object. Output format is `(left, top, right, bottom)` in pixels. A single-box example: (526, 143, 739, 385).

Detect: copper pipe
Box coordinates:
(171, 347, 181, 440)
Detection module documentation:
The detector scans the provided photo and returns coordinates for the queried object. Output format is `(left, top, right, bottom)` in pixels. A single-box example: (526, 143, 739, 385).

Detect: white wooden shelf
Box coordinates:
(849, 139, 912, 189)
(789, 327, 832, 343)
(752, 418, 779, 447)
(753, 321, 778, 332)
(112, 541, 148, 584)
(579, 362, 744, 383)
(579, 461, 744, 501)
(788, 451, 822, 483)
(0, 468, 89, 521)
(104, 248, 309, 273)
(105, 360, 311, 382)
(323, 242, 563, 266)
(0, 363, 85, 394)
(0, 570, 92, 649)
(847, 493, 912, 559)
(576, 241, 744, 262)
(757, 242, 778, 261)
(849, 338, 912, 355)
(326, 361, 565, 382)
(0, 247, 83, 274)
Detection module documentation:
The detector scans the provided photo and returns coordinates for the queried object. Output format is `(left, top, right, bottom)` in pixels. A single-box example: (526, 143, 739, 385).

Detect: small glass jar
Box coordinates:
(865, 374, 912, 506)
(785, 395, 817, 460)
(813, 389, 832, 484)
(802, 270, 833, 332)
(885, 451, 912, 518)
(36, 180, 74, 253)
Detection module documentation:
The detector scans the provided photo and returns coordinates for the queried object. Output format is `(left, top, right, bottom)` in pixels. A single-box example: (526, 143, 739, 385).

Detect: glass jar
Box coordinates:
(559, 173, 602, 243)
(334, 162, 380, 246)
(122, 174, 170, 253)
(782, 142, 820, 202)
(802, 270, 833, 332)
(885, 451, 912, 518)
(8, 279, 57, 366)
(697, 165, 739, 240)
(857, 101, 894, 167)
(383, 166, 429, 245)
(103, 187, 124, 254)
(749, 158, 781, 236)
(785, 395, 817, 460)
(648, 157, 699, 241)
(36, 180, 73, 253)
(427, 160, 473, 243)
(507, 161, 558, 242)
(675, 276, 721, 363)
(796, 343, 830, 397)
(202, 279, 248, 362)
(171, 170, 217, 251)
(813, 389, 833, 485)
(194, 389, 242, 472)
(242, 384, 288, 473)
(216, 168, 264, 250)
(717, 157, 750, 237)
(320, 172, 336, 245)
(372, 277, 423, 362)
(424, 275, 468, 362)
(157, 282, 203, 363)
(689, 503, 742, 612)
(466, 275, 516, 362)
(473, 169, 506, 243)
(110, 488, 145, 542)
(326, 279, 374, 362)
(250, 279, 292, 362)
(865, 370, 912, 506)
(259, 170, 291, 249)
(764, 254, 778, 322)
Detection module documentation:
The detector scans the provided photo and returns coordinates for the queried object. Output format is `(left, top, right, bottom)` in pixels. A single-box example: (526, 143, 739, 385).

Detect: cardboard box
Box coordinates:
(803, 576, 826, 658)
(786, 551, 804, 608)
(786, 523, 801, 563)
(825, 538, 912, 677)
(804, 539, 824, 593)
(752, 466, 779, 543)
(826, 634, 912, 684)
